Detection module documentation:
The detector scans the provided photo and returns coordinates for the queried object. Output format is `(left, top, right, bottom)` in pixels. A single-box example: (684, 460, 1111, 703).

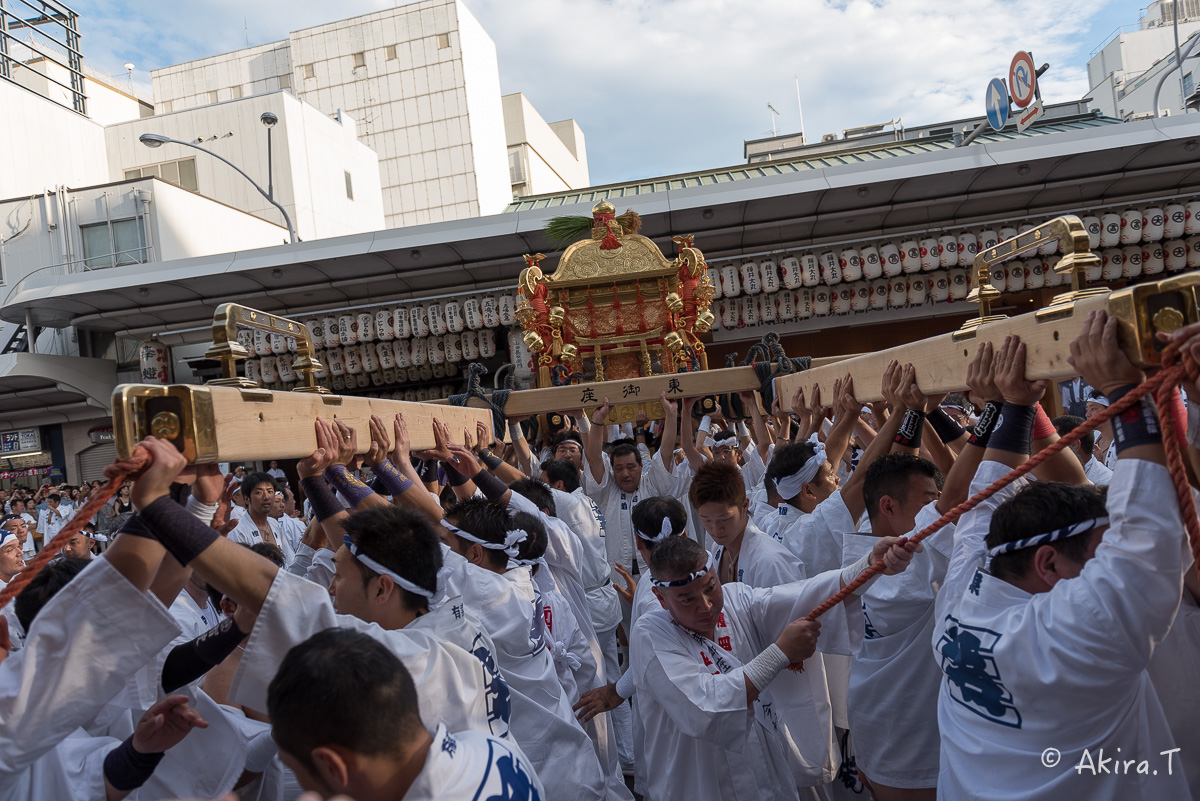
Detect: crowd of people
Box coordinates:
(0, 310, 1198, 801)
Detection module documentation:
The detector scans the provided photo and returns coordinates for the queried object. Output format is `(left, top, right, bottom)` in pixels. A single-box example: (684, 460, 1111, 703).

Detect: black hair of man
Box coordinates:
(343, 505, 443, 610)
(764, 441, 822, 501)
(1051, 415, 1094, 457)
(47, 493, 61, 504)
(250, 541, 286, 567)
(540, 459, 581, 493)
(267, 628, 425, 773)
(552, 430, 584, 450)
(14, 557, 90, 632)
(241, 472, 278, 499)
(438, 484, 457, 513)
(0, 515, 21, 528)
(445, 497, 512, 572)
(631, 496, 688, 546)
(608, 442, 642, 465)
(511, 511, 548, 565)
(986, 482, 1108, 582)
(648, 535, 708, 583)
(942, 393, 971, 412)
(862, 453, 943, 525)
(711, 430, 738, 446)
(509, 477, 557, 517)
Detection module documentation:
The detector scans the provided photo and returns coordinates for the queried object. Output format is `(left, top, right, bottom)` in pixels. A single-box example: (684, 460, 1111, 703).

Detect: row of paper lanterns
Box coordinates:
(710, 239, 1200, 327)
(707, 202, 1200, 298)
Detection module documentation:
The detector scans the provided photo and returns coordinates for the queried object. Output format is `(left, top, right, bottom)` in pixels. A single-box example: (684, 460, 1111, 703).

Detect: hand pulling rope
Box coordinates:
(790, 342, 1200, 671)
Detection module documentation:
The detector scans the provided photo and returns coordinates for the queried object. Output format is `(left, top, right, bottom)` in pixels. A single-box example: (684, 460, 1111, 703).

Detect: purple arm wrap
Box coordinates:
(373, 459, 416, 496)
(325, 464, 375, 508)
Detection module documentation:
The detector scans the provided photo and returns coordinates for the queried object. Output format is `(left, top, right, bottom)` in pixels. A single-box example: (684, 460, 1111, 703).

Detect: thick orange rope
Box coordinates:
(805, 343, 1200, 626)
(0, 447, 151, 611)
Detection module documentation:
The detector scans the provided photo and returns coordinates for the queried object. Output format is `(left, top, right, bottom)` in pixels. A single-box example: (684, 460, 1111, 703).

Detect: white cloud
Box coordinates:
(77, 0, 1120, 184)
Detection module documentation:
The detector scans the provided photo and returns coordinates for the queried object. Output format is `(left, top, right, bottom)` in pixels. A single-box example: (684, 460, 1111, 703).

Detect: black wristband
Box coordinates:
(161, 615, 247, 693)
(479, 450, 504, 470)
(299, 476, 343, 522)
(139, 496, 218, 567)
(633, 427, 648, 438)
(115, 513, 156, 540)
(444, 463, 471, 487)
(988, 403, 1036, 455)
(927, 408, 966, 444)
(103, 736, 164, 792)
(1108, 384, 1161, 454)
(472, 468, 510, 501)
(893, 410, 926, 449)
(967, 401, 1002, 448)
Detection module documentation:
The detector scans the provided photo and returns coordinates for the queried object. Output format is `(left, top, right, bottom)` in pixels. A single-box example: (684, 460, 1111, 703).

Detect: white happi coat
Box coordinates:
(1147, 587, 1200, 799)
(0, 558, 180, 801)
(231, 569, 513, 741)
(407, 724, 544, 801)
(933, 459, 1190, 800)
(841, 502, 954, 790)
(583, 451, 676, 579)
(229, 513, 294, 566)
(555, 487, 622, 636)
(440, 546, 607, 801)
(632, 570, 863, 801)
(715, 522, 838, 787)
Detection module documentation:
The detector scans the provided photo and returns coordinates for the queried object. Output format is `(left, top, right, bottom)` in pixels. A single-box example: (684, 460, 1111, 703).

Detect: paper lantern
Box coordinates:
(777, 289, 797, 320)
(336, 314, 356, 346)
(1086, 253, 1103, 283)
(409, 306, 430, 338)
(444, 334, 463, 362)
(361, 342, 379, 373)
(888, 277, 907, 308)
(498, 295, 517, 327)
(1099, 213, 1122, 248)
(1026, 258, 1046, 290)
(375, 310, 395, 341)
(820, 251, 842, 284)
(354, 313, 374, 343)
(759, 259, 781, 293)
(244, 358, 260, 385)
(462, 298, 483, 330)
(719, 299, 738, 329)
(444, 300, 465, 333)
(370, 371, 385, 387)
(277, 354, 296, 383)
(479, 329, 497, 358)
(759, 293, 777, 322)
(1101, 249, 1124, 281)
(508, 330, 534, 378)
(1037, 232, 1057, 257)
(799, 254, 822, 287)
(355, 373, 369, 388)
(382, 367, 397, 385)
(376, 342, 396, 370)
(260, 355, 279, 383)
(427, 336, 446, 365)
(1045, 260, 1066, 287)
(899, 240, 921, 274)
(949, 269, 969, 300)
(312, 350, 328, 379)
(880, 242, 903, 277)
(392, 339, 411, 368)
(304, 319, 322, 345)
(938, 235, 958, 268)
(406, 367, 420, 383)
(1082, 216, 1102, 249)
(779, 256, 802, 289)
(392, 308, 411, 339)
(918, 238, 939, 272)
(325, 348, 345, 376)
(1143, 244, 1165, 275)
(978, 229, 999, 251)
(1119, 209, 1142, 245)
(870, 279, 889, 309)
(1166, 240, 1188, 272)
(929, 270, 950, 302)
(253, 329, 273, 356)
(1006, 261, 1026, 292)
(907, 274, 928, 305)
(1142, 207, 1165, 242)
(839, 249, 863, 282)
(956, 233, 977, 267)
(795, 289, 814, 319)
(832, 286, 852, 314)
(850, 282, 870, 312)
(740, 296, 759, 326)
(1165, 204, 1187, 239)
(1186, 202, 1200, 235)
(720, 263, 742, 297)
(480, 296, 500, 328)
(1122, 245, 1143, 278)
(410, 337, 428, 366)
(861, 245, 883, 280)
(427, 303, 447, 336)
(344, 344, 364, 375)
(813, 287, 832, 315)
(988, 264, 1007, 293)
(460, 330, 479, 360)
(236, 329, 255, 354)
(332, 375, 345, 392)
(707, 266, 724, 298)
(739, 262, 762, 295)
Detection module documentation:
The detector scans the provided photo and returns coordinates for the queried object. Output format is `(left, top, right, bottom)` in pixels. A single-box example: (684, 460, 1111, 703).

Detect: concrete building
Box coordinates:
(1087, 0, 1200, 120)
(150, 0, 589, 227)
(503, 92, 589, 199)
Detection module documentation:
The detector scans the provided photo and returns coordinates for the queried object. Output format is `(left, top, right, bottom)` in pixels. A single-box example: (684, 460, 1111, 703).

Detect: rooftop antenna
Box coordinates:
(245, 17, 249, 47)
(124, 63, 134, 92)
(795, 76, 807, 144)
(767, 103, 781, 137)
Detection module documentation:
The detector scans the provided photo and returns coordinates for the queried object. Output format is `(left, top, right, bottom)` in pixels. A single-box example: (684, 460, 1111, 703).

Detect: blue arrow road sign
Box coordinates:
(986, 78, 1010, 132)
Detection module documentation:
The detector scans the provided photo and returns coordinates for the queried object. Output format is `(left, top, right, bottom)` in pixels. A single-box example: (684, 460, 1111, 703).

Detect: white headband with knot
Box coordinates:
(342, 534, 435, 601)
(443, 521, 526, 558)
(635, 516, 674, 543)
(773, 442, 827, 499)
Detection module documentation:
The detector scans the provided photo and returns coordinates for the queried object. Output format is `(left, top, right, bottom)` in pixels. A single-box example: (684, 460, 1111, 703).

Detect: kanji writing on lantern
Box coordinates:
(622, 383, 640, 398)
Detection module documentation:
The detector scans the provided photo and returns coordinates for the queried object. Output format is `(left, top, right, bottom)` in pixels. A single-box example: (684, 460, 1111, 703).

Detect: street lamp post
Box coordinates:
(138, 114, 297, 244)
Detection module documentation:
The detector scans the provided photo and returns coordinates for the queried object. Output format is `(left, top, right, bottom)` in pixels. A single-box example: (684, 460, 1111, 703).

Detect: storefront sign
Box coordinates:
(0, 428, 40, 456)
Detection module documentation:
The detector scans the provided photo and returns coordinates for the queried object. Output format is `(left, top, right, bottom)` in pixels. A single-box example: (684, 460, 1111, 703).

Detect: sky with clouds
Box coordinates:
(72, 0, 1141, 185)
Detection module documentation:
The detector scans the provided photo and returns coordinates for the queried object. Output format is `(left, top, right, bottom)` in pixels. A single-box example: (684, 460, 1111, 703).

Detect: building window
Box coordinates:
(385, 44, 397, 60)
(80, 218, 148, 270)
(353, 52, 366, 69)
(437, 33, 451, 49)
(278, 74, 292, 91)
(345, 171, 354, 200)
(208, 90, 220, 104)
(231, 85, 243, 99)
(159, 99, 173, 113)
(508, 148, 525, 184)
(303, 63, 315, 79)
(124, 157, 198, 192)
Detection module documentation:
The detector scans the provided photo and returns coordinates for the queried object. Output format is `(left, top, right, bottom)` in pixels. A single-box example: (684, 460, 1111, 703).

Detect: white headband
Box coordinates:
(987, 516, 1109, 558)
(342, 534, 435, 601)
(443, 521, 526, 558)
(0, 530, 17, 549)
(773, 443, 827, 499)
(1088, 396, 1111, 408)
(650, 551, 716, 588)
(635, 516, 674, 543)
